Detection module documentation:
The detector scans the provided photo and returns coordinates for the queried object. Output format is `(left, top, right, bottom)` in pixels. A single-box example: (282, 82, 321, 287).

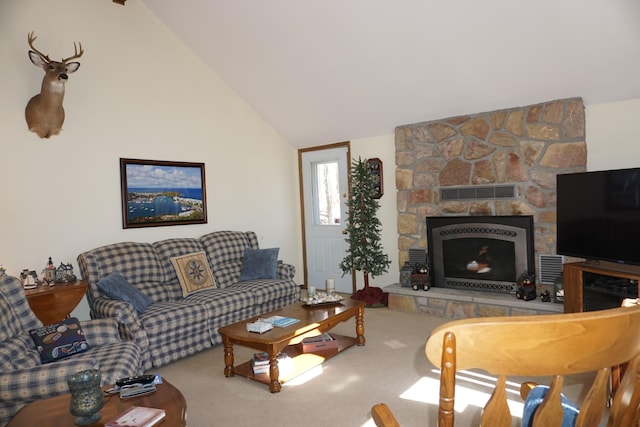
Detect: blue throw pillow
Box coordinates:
(239, 248, 279, 281)
(29, 317, 90, 364)
(96, 271, 153, 313)
(522, 385, 579, 427)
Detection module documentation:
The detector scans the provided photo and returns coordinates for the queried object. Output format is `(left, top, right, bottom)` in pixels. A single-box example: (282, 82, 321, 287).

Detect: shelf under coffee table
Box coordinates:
(218, 298, 365, 393)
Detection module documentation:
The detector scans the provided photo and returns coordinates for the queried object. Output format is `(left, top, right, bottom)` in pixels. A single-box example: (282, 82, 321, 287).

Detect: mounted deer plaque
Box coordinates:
(25, 32, 84, 139)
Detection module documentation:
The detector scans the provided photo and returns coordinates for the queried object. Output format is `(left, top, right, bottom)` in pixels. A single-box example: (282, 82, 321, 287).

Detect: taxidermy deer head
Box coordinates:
(25, 31, 84, 139)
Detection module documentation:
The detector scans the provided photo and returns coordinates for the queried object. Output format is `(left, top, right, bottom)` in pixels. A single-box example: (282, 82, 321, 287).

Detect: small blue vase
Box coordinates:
(67, 369, 104, 425)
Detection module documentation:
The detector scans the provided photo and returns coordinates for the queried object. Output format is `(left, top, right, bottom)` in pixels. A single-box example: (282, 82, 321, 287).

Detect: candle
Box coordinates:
(308, 286, 316, 297)
(326, 278, 335, 296)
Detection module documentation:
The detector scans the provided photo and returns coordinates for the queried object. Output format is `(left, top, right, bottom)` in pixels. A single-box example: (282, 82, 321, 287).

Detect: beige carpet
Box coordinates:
(153, 307, 592, 427)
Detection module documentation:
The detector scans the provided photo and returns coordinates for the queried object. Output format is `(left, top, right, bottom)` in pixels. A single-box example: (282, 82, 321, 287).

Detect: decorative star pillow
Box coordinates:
(170, 251, 217, 297)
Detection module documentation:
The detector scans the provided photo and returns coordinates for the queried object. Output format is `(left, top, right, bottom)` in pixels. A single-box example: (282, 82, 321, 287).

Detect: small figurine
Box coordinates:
(20, 269, 38, 289)
(42, 257, 56, 284)
(540, 290, 551, 302)
(55, 263, 76, 283)
(516, 272, 537, 301)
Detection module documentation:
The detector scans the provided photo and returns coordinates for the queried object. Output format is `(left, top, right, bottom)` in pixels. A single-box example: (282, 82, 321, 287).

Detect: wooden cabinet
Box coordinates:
(563, 262, 640, 313)
(24, 280, 88, 324)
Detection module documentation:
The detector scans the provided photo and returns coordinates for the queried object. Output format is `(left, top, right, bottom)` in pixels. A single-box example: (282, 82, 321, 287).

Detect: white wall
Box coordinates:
(350, 135, 397, 290)
(586, 98, 640, 171)
(0, 0, 301, 319)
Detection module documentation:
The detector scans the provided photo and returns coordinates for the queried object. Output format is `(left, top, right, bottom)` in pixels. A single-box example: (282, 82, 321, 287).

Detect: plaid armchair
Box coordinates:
(0, 275, 143, 427)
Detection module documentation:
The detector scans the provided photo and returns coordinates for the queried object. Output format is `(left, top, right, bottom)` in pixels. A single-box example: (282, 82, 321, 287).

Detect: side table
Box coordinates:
(24, 280, 88, 324)
(7, 380, 187, 427)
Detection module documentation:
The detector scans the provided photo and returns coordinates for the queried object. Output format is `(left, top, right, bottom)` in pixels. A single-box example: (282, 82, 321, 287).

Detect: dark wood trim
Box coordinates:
(297, 142, 355, 293)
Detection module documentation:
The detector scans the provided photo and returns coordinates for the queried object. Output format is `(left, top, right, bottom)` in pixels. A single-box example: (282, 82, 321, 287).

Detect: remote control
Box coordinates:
(116, 374, 156, 388)
(119, 383, 156, 399)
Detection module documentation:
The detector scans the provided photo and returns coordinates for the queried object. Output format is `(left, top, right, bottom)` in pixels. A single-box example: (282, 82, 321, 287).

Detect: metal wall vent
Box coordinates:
(538, 254, 564, 284)
(440, 185, 516, 201)
(408, 249, 426, 265)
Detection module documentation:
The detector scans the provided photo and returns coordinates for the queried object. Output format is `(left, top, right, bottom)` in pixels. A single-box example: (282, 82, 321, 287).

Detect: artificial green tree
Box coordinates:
(340, 157, 391, 302)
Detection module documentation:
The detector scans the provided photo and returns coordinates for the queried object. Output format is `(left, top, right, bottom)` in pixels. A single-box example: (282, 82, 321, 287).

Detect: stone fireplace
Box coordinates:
(389, 97, 588, 318)
(396, 97, 587, 278)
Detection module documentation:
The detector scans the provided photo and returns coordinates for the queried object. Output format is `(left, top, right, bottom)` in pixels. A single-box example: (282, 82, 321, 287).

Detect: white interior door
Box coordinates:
(301, 146, 352, 293)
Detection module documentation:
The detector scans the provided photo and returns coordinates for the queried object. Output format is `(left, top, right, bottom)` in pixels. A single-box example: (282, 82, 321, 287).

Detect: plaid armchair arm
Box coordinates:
(79, 318, 122, 346)
(0, 357, 96, 403)
(91, 297, 145, 340)
(277, 262, 296, 280)
(91, 297, 151, 369)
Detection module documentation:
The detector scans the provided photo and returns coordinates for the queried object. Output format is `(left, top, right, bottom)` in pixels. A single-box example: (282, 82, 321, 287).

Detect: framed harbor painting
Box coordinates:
(120, 158, 207, 228)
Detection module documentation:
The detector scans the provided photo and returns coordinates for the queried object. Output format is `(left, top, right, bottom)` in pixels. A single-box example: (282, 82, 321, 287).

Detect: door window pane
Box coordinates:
(313, 161, 341, 225)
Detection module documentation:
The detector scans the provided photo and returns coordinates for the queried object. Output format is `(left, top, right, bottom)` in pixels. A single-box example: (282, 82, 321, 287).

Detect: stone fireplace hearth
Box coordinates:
(386, 283, 563, 318)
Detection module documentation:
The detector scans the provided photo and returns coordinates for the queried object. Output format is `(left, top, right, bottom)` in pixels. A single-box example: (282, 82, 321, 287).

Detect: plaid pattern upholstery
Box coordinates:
(200, 231, 258, 288)
(90, 296, 152, 369)
(277, 261, 296, 280)
(0, 276, 143, 427)
(152, 238, 206, 301)
(78, 242, 168, 304)
(0, 276, 42, 342)
(226, 279, 298, 306)
(139, 300, 211, 367)
(78, 230, 299, 371)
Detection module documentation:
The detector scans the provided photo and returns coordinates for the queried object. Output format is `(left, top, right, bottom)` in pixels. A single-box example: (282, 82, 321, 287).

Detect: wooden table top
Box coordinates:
(7, 380, 187, 427)
(24, 280, 88, 324)
(218, 298, 365, 346)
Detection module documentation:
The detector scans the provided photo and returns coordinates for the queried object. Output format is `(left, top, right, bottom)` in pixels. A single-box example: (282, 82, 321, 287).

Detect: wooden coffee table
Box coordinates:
(218, 298, 365, 393)
(7, 380, 186, 427)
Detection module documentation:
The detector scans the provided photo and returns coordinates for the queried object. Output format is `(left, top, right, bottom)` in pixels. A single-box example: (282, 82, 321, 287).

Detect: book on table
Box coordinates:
(105, 405, 166, 427)
(261, 315, 300, 328)
(251, 352, 294, 376)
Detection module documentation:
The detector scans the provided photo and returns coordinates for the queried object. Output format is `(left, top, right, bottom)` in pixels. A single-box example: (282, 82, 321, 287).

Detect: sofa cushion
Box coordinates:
(152, 238, 206, 300)
(138, 300, 212, 366)
(97, 272, 153, 313)
(170, 251, 217, 297)
(79, 241, 169, 303)
(200, 231, 258, 287)
(28, 318, 90, 364)
(239, 248, 279, 281)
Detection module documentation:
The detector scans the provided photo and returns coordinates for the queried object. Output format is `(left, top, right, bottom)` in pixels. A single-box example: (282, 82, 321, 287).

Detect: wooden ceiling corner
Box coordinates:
(113, 0, 125, 5)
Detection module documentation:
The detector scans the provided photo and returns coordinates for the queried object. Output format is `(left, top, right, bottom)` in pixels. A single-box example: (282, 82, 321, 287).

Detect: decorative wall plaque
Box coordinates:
(367, 158, 383, 199)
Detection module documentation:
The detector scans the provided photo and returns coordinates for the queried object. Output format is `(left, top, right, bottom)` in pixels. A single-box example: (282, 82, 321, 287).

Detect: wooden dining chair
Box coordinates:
(372, 305, 640, 427)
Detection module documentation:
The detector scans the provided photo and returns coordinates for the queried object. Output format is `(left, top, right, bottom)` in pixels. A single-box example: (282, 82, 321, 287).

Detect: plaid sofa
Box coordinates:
(0, 274, 143, 427)
(77, 230, 299, 370)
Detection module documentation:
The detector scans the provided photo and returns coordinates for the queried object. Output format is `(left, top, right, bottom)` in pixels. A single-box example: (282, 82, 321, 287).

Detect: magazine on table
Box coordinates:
(260, 315, 300, 328)
(104, 405, 166, 427)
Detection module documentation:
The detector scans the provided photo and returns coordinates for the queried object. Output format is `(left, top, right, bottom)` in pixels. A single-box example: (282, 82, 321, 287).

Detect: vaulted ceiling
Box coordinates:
(139, 1, 640, 148)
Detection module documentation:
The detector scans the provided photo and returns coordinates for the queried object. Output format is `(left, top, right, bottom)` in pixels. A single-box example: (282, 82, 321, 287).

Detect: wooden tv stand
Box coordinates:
(563, 261, 640, 313)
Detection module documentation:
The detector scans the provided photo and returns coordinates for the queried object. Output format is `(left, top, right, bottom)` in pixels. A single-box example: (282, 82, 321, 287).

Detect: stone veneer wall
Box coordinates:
(395, 97, 587, 274)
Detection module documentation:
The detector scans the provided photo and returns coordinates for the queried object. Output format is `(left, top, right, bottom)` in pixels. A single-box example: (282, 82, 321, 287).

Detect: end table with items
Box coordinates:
(24, 280, 88, 324)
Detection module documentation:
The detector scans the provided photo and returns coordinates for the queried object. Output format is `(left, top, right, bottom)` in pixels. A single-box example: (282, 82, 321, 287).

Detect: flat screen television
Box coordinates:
(557, 167, 640, 266)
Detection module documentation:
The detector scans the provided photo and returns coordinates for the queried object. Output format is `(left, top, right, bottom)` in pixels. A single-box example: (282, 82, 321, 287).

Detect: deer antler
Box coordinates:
(27, 31, 84, 64)
(27, 31, 51, 62)
(61, 41, 84, 63)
